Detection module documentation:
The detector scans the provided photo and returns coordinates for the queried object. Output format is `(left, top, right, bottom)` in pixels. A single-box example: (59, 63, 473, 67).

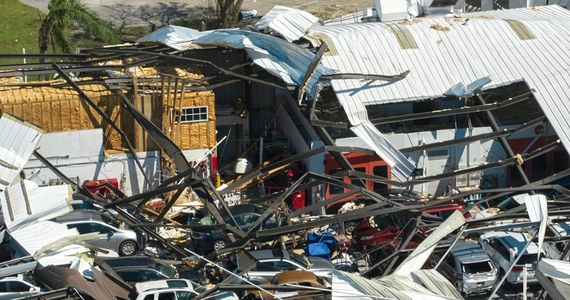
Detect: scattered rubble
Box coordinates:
(1, 3, 570, 300)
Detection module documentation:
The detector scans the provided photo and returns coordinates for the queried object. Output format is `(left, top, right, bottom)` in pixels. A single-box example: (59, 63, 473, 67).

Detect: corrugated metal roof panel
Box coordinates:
(254, 5, 319, 42)
(332, 270, 461, 299)
(137, 25, 206, 50)
(1, 179, 72, 230)
(10, 221, 78, 256)
(194, 29, 334, 96)
(308, 5, 570, 155)
(0, 114, 43, 190)
(410, 269, 464, 299)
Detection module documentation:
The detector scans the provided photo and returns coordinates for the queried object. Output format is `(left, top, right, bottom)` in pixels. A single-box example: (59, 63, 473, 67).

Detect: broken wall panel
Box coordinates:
(1, 179, 72, 230)
(133, 95, 161, 151)
(0, 114, 43, 190)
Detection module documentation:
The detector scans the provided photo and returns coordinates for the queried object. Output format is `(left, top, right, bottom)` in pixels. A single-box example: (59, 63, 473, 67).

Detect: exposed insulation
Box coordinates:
(0, 74, 217, 152)
(0, 83, 119, 149)
(166, 90, 217, 149)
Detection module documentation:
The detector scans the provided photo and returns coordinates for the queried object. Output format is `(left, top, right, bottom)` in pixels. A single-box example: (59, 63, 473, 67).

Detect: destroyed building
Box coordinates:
(0, 2, 569, 300)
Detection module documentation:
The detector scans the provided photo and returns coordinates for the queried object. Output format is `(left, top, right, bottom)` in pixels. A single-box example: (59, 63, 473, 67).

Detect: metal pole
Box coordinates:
(22, 48, 27, 82)
(523, 264, 527, 299)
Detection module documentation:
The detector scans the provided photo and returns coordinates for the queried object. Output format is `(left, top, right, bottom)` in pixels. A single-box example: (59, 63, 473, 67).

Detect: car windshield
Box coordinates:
(462, 261, 493, 274)
(439, 208, 463, 219)
(372, 215, 393, 228)
(191, 281, 206, 294)
(517, 254, 542, 265)
(102, 213, 122, 228)
(497, 198, 521, 211)
(199, 215, 216, 226)
(372, 211, 413, 229)
(289, 252, 309, 269)
(167, 280, 188, 288)
(158, 263, 178, 279)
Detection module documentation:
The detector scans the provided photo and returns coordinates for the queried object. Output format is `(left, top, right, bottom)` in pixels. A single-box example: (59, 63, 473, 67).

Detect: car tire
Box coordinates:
(345, 221, 357, 234)
(213, 239, 228, 251)
(499, 268, 510, 287)
(119, 240, 138, 256)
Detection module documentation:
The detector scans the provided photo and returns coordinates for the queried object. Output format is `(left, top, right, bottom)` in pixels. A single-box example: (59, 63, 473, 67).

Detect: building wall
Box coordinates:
(22, 129, 161, 196)
(0, 81, 217, 152)
(333, 127, 507, 196)
(0, 84, 124, 150)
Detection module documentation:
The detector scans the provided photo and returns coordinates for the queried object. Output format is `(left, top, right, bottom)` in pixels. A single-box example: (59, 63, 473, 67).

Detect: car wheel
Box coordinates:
(213, 239, 228, 251)
(119, 240, 137, 256)
(499, 268, 509, 287)
(345, 221, 357, 234)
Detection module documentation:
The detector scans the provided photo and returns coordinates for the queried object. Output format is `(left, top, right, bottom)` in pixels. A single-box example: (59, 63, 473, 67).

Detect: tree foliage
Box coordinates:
(38, 0, 118, 55)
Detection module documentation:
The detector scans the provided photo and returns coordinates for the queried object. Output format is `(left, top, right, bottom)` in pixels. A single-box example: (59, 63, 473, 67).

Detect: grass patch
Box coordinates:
(0, 0, 42, 56)
(0, 0, 115, 59)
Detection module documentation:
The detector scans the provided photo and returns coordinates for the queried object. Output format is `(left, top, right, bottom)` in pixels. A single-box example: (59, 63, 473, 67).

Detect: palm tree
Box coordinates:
(38, 0, 118, 58)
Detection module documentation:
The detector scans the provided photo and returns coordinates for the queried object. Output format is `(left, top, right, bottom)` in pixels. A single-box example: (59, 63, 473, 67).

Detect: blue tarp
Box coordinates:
(306, 242, 331, 260)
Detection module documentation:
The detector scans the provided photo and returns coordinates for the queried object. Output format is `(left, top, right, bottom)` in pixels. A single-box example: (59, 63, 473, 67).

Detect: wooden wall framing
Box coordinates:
(0, 78, 217, 152)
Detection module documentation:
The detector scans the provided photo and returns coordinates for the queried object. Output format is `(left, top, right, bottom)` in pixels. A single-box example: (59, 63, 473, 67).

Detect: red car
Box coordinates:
(352, 211, 414, 251)
(352, 202, 469, 251)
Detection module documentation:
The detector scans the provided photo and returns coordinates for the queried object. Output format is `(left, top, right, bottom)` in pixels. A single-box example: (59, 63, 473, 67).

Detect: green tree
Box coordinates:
(38, 0, 118, 56)
(216, 0, 244, 28)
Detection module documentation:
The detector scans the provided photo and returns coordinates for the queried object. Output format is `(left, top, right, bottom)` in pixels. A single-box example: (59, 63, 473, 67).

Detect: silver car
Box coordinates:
(233, 249, 335, 284)
(63, 220, 140, 256)
(435, 240, 498, 296)
(0, 275, 42, 300)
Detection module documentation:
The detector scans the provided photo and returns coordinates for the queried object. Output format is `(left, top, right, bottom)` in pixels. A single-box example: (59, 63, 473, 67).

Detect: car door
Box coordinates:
(249, 259, 303, 283)
(247, 260, 280, 283)
(487, 239, 509, 272)
(88, 222, 119, 250)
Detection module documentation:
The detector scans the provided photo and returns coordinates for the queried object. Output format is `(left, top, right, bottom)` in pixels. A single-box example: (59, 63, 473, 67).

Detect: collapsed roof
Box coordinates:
(0, 4, 570, 298)
(132, 5, 570, 182)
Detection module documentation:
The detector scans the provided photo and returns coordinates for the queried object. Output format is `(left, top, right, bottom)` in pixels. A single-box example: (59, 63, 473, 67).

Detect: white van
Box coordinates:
(479, 231, 544, 285)
(434, 240, 498, 296)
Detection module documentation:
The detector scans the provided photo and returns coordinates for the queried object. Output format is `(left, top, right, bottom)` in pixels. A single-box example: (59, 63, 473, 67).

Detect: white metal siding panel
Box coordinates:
(254, 6, 319, 42)
(1, 179, 72, 230)
(10, 221, 78, 256)
(0, 114, 43, 190)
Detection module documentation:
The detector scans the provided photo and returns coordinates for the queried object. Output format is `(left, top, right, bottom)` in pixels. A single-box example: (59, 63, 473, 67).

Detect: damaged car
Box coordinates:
(431, 239, 498, 297)
(232, 249, 335, 284)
